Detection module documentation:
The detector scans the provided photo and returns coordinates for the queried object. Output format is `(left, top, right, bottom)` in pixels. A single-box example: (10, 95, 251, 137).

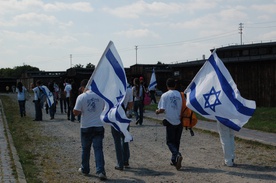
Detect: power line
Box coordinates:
(137, 30, 238, 49)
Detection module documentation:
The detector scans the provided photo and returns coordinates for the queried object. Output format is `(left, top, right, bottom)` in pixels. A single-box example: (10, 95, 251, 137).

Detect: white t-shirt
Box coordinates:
(33, 86, 44, 101)
(64, 83, 72, 98)
(158, 90, 182, 125)
(16, 87, 27, 101)
(74, 90, 105, 128)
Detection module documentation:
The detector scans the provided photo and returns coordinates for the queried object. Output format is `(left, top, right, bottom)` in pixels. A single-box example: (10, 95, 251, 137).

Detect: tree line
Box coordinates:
(0, 63, 95, 78)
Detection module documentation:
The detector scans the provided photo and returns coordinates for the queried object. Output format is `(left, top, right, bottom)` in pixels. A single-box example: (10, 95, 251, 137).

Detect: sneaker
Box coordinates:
(170, 161, 175, 166)
(223, 159, 236, 167)
(175, 155, 183, 170)
(78, 168, 89, 176)
(115, 166, 124, 171)
(223, 162, 237, 167)
(98, 172, 107, 180)
(124, 162, 130, 168)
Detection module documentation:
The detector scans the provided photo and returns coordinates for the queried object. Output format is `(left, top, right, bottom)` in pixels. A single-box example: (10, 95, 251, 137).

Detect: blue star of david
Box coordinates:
(116, 90, 124, 105)
(203, 87, 221, 112)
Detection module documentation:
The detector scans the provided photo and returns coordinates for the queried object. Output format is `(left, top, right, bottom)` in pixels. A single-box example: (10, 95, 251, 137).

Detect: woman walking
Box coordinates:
(132, 78, 144, 125)
(16, 81, 28, 117)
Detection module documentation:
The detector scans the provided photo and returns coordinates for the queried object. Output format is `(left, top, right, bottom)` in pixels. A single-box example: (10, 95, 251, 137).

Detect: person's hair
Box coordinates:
(80, 79, 88, 87)
(133, 78, 140, 96)
(166, 78, 176, 88)
(71, 82, 78, 91)
(36, 80, 42, 86)
(48, 81, 55, 92)
(17, 82, 23, 92)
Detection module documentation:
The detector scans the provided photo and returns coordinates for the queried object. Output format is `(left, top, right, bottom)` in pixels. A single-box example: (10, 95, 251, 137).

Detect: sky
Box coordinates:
(0, 0, 276, 71)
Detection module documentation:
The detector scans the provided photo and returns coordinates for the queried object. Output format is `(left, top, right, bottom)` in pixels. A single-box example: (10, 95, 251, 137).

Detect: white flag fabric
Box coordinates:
(86, 41, 132, 142)
(40, 85, 54, 107)
(148, 68, 157, 91)
(184, 51, 256, 131)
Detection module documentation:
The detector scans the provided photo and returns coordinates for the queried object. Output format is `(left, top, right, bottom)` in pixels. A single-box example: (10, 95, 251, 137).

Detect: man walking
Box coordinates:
(155, 78, 183, 170)
(111, 80, 133, 170)
(73, 79, 107, 180)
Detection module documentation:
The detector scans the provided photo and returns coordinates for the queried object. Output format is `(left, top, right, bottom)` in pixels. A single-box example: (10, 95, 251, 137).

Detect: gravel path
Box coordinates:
(9, 94, 276, 182)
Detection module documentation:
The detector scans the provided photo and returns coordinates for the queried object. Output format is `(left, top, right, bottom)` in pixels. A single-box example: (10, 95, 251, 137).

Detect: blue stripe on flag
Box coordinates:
(106, 49, 126, 90)
(149, 81, 157, 89)
(208, 55, 255, 117)
(189, 82, 209, 115)
(91, 80, 114, 122)
(41, 87, 52, 106)
(91, 78, 130, 125)
(216, 116, 241, 131)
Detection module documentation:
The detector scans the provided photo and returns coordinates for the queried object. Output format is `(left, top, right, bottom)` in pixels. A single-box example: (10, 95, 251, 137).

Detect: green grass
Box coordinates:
(244, 107, 276, 133)
(145, 103, 276, 133)
(0, 95, 42, 183)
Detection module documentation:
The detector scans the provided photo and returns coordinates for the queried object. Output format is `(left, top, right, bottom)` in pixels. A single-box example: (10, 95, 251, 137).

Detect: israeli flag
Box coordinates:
(86, 41, 132, 142)
(40, 85, 54, 107)
(184, 50, 256, 131)
(148, 68, 157, 91)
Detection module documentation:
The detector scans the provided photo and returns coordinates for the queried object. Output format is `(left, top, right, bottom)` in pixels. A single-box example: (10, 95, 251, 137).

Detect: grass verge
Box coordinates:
(145, 104, 276, 133)
(0, 95, 42, 183)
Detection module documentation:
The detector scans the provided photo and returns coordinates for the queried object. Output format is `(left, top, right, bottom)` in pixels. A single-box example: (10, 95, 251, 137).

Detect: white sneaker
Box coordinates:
(78, 168, 88, 175)
(98, 172, 107, 180)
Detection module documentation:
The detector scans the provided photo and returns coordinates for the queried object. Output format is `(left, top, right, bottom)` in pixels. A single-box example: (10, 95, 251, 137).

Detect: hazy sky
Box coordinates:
(0, 0, 276, 71)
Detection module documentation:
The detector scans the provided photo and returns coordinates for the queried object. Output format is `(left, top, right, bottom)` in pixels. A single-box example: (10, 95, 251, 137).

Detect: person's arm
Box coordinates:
(127, 101, 133, 110)
(155, 108, 165, 114)
(73, 109, 81, 116)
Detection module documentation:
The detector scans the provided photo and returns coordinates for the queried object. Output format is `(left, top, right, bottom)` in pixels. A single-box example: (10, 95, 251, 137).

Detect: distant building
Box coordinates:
(19, 71, 66, 90)
(170, 41, 276, 107)
(8, 41, 276, 107)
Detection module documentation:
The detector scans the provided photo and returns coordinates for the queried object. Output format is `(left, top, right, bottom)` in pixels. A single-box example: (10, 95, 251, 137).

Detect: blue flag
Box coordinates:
(148, 68, 157, 91)
(86, 41, 132, 142)
(184, 51, 256, 131)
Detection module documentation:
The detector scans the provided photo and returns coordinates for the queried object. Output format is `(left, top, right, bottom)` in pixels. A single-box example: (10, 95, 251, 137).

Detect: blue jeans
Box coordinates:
(49, 101, 56, 119)
(111, 126, 130, 168)
(59, 98, 66, 113)
(133, 100, 143, 124)
(166, 123, 183, 163)
(66, 97, 70, 119)
(34, 100, 43, 120)
(80, 127, 105, 175)
(18, 100, 26, 117)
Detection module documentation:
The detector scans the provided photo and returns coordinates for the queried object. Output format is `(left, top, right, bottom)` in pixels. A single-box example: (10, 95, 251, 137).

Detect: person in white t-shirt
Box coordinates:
(16, 81, 27, 117)
(156, 78, 183, 170)
(73, 79, 107, 180)
(64, 78, 72, 120)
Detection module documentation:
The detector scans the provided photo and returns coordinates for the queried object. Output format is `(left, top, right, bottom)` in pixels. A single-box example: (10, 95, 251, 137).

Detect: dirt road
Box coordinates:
(9, 94, 276, 182)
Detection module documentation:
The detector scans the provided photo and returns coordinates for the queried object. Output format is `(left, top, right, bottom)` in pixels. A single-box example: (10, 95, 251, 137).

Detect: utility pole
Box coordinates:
(70, 54, 72, 68)
(135, 45, 138, 65)
(239, 23, 243, 45)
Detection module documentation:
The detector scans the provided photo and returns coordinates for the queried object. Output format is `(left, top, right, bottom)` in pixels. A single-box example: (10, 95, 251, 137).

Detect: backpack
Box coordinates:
(180, 92, 198, 136)
(143, 92, 151, 105)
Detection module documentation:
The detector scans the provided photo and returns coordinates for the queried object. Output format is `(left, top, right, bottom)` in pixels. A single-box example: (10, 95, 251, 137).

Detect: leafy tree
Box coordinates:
(13, 65, 39, 78)
(0, 68, 14, 77)
(0, 65, 39, 78)
(73, 64, 84, 68)
(86, 63, 95, 69)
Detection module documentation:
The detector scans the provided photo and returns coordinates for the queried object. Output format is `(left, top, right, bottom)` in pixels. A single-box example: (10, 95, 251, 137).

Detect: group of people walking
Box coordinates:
(15, 76, 236, 181)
